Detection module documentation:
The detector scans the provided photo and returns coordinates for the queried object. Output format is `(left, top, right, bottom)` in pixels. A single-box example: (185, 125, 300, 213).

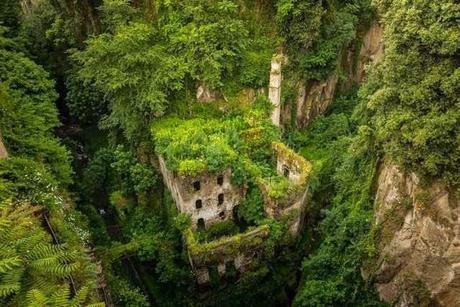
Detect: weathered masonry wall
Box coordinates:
(269, 55, 283, 127)
(186, 225, 270, 285)
(158, 156, 243, 229)
(261, 143, 312, 236)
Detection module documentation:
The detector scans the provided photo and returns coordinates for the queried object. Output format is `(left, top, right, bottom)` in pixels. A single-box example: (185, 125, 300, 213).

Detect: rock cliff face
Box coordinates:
(294, 22, 384, 128)
(372, 163, 460, 306)
(0, 135, 7, 159)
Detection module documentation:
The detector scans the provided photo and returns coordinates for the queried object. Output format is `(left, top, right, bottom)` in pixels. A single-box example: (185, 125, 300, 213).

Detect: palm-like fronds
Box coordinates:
(0, 202, 102, 306)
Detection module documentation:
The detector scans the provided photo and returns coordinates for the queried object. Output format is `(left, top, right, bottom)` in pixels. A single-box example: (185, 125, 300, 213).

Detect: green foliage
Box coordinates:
(153, 118, 238, 175)
(196, 220, 239, 242)
(278, 0, 374, 80)
(72, 20, 187, 141)
(237, 184, 266, 225)
(159, 0, 249, 89)
(0, 0, 21, 36)
(276, 0, 324, 52)
(65, 68, 109, 125)
(0, 158, 60, 208)
(112, 146, 158, 195)
(153, 100, 279, 177)
(108, 276, 149, 307)
(239, 36, 274, 88)
(0, 47, 71, 184)
(0, 202, 97, 306)
(292, 91, 382, 306)
(363, 0, 460, 185)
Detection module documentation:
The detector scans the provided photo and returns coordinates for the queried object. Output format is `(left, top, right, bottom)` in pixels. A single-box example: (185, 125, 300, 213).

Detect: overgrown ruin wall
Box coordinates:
(187, 225, 270, 285)
(158, 156, 243, 229)
(262, 143, 311, 236)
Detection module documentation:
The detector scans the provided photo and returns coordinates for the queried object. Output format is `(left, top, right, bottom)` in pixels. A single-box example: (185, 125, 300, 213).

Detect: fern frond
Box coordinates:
(0, 283, 21, 298)
(0, 256, 22, 273)
(25, 289, 47, 307)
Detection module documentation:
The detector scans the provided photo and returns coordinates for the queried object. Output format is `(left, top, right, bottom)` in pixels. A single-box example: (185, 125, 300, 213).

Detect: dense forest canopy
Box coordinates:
(0, 0, 459, 306)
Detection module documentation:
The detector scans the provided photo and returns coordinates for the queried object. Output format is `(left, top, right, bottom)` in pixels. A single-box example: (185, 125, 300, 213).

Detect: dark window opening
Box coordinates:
(208, 265, 221, 287)
(195, 199, 202, 209)
(219, 211, 225, 219)
(197, 218, 205, 230)
(232, 205, 239, 221)
(218, 193, 224, 205)
(193, 181, 201, 191)
(283, 165, 290, 177)
(217, 175, 224, 186)
(225, 261, 238, 282)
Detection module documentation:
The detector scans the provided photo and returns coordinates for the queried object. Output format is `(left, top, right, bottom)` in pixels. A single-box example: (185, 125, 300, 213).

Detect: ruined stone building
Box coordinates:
(157, 137, 312, 285)
(158, 157, 243, 230)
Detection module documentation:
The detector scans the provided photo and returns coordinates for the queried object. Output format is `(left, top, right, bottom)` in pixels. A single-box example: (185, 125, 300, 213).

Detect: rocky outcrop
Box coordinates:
(294, 22, 384, 128)
(0, 134, 8, 159)
(196, 82, 222, 103)
(355, 23, 384, 83)
(371, 163, 460, 307)
(295, 75, 338, 128)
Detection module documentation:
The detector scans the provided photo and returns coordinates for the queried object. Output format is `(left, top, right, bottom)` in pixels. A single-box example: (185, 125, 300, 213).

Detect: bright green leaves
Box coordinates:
(160, 0, 248, 89)
(0, 203, 96, 306)
(73, 0, 254, 142)
(72, 21, 187, 141)
(364, 0, 460, 184)
(0, 45, 71, 185)
(277, 0, 374, 80)
(153, 118, 238, 175)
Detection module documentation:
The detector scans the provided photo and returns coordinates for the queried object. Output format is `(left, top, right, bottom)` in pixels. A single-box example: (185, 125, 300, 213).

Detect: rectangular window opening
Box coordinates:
(218, 193, 224, 205)
(217, 175, 224, 186)
(197, 218, 205, 230)
(283, 165, 290, 177)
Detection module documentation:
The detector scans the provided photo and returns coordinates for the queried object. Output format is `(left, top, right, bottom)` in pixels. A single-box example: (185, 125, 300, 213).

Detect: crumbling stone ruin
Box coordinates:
(260, 142, 311, 236)
(158, 157, 243, 230)
(157, 135, 312, 285)
(269, 54, 284, 127)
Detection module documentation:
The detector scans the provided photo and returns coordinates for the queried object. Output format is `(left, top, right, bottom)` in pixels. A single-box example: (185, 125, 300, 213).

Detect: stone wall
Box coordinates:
(260, 143, 312, 235)
(369, 162, 460, 306)
(158, 156, 243, 229)
(269, 55, 284, 127)
(186, 225, 270, 285)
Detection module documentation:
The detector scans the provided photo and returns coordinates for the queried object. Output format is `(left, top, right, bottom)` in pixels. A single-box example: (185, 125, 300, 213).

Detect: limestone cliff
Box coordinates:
(370, 163, 460, 306)
(0, 134, 7, 159)
(294, 22, 384, 128)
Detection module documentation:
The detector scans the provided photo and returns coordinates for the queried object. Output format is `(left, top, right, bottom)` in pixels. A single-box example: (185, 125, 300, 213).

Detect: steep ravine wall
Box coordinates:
(0, 133, 8, 159)
(369, 163, 460, 306)
(292, 22, 384, 128)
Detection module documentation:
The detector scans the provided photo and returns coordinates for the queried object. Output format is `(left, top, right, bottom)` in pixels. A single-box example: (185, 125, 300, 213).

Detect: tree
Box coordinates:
(72, 20, 187, 142)
(159, 0, 249, 89)
(0, 31, 71, 184)
(363, 0, 460, 184)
